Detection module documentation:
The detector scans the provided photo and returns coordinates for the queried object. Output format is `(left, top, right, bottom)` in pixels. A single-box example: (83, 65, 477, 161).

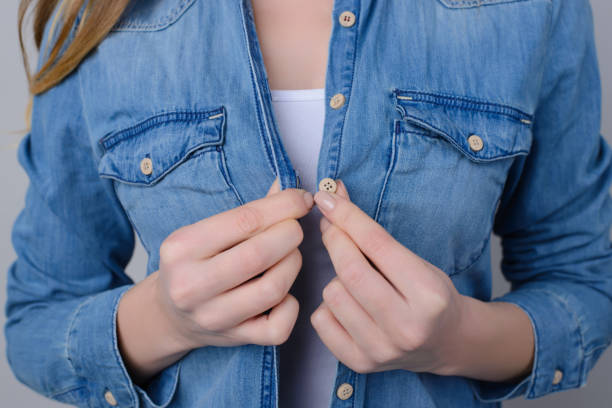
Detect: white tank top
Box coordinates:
(270, 88, 338, 408)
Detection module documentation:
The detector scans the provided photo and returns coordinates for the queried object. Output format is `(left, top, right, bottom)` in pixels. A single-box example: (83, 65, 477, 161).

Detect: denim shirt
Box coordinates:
(5, 0, 612, 407)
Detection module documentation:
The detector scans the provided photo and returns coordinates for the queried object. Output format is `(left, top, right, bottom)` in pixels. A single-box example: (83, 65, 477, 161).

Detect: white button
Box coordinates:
(336, 382, 354, 400)
(104, 390, 118, 406)
(339, 11, 356, 28)
(330, 93, 346, 109)
(467, 134, 484, 152)
(140, 157, 153, 175)
(318, 177, 337, 193)
(552, 369, 563, 385)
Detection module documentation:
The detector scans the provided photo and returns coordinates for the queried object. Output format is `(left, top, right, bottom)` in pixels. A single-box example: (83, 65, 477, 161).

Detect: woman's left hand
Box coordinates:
(310, 179, 468, 375)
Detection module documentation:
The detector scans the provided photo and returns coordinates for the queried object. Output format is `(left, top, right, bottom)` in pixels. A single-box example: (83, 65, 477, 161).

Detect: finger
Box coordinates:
(193, 218, 304, 299)
(320, 221, 407, 335)
(322, 277, 390, 355)
(195, 249, 301, 330)
(227, 293, 300, 345)
(314, 188, 421, 291)
(335, 179, 350, 201)
(165, 184, 313, 261)
(310, 302, 371, 373)
(266, 177, 281, 196)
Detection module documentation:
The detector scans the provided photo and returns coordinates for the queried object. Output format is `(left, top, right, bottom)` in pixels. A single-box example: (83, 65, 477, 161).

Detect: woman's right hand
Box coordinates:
(116, 178, 313, 386)
(154, 177, 312, 350)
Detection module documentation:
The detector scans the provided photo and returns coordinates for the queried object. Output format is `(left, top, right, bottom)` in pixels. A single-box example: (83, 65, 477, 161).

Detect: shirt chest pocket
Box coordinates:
(97, 107, 243, 259)
(375, 89, 533, 276)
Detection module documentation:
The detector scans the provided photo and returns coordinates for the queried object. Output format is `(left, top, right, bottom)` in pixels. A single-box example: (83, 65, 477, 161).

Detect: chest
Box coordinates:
(85, 0, 552, 285)
(250, 0, 334, 89)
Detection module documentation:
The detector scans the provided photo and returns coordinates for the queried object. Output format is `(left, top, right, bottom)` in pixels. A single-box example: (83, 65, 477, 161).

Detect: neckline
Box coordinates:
(270, 88, 325, 102)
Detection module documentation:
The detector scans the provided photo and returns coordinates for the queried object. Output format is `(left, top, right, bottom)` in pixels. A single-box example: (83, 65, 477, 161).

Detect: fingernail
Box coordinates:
(303, 190, 314, 207)
(315, 190, 335, 211)
(320, 216, 331, 233)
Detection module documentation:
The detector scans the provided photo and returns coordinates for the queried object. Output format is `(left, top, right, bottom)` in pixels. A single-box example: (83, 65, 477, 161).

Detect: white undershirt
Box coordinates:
(271, 88, 338, 408)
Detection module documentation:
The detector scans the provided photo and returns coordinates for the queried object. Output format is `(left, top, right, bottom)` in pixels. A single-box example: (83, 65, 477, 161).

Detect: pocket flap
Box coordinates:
(98, 107, 226, 186)
(393, 89, 533, 162)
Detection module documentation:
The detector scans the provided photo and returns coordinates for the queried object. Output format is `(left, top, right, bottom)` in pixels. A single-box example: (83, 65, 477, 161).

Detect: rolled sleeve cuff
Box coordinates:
(470, 288, 583, 402)
(67, 285, 182, 408)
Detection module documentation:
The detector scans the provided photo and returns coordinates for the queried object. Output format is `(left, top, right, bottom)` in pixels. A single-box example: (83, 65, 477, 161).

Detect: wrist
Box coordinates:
(116, 273, 194, 386)
(435, 295, 535, 382)
(149, 271, 202, 353)
(429, 294, 475, 377)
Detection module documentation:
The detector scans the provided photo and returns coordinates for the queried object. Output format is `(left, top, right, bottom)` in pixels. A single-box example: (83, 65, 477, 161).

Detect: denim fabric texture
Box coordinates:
(4, 0, 612, 407)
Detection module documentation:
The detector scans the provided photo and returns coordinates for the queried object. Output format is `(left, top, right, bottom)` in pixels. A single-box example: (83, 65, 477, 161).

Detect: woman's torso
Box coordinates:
(251, 0, 333, 90)
(75, 0, 552, 406)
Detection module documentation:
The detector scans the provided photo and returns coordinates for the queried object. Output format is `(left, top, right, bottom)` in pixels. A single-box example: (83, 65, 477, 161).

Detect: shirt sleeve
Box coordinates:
(470, 0, 612, 402)
(3, 7, 181, 408)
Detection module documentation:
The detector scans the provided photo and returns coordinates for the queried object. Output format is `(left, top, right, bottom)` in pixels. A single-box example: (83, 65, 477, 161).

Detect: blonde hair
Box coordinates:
(18, 0, 130, 131)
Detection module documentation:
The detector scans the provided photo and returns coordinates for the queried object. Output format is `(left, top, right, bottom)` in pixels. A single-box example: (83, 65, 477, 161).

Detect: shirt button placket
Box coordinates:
(331, 361, 360, 407)
(319, 3, 359, 202)
(336, 382, 354, 400)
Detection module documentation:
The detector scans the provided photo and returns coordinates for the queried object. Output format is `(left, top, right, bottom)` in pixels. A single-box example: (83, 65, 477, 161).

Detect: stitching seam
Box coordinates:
(99, 108, 224, 150)
(111, 0, 196, 32)
(394, 89, 533, 123)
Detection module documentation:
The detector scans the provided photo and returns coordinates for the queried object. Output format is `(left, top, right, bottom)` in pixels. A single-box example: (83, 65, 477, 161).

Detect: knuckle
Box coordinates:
(428, 289, 451, 317)
(320, 221, 339, 244)
(196, 310, 226, 333)
(166, 273, 194, 312)
(160, 230, 188, 265)
(290, 248, 303, 270)
(342, 258, 366, 289)
(310, 307, 323, 326)
(287, 189, 308, 213)
(260, 276, 287, 304)
(286, 218, 304, 245)
(370, 345, 396, 365)
(235, 205, 263, 236)
(367, 227, 393, 260)
(395, 325, 426, 351)
(267, 319, 292, 345)
(322, 279, 342, 306)
(243, 241, 267, 273)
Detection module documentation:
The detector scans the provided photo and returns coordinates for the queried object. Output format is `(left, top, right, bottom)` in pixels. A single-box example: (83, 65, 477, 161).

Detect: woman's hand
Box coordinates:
(310, 180, 534, 382)
(154, 178, 312, 350)
(117, 178, 313, 386)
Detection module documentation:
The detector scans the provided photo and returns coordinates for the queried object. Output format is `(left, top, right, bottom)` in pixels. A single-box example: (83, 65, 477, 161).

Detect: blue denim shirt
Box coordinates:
(5, 0, 612, 407)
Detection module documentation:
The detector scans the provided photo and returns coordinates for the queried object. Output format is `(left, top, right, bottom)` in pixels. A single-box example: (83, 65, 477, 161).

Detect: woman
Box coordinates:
(6, 0, 612, 407)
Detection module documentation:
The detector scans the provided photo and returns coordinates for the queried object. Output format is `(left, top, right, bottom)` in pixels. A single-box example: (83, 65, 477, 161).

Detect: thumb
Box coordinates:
(266, 177, 281, 197)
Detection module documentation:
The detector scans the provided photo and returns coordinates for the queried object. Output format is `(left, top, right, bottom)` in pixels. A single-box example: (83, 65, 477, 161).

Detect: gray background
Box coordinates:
(1, 1, 611, 407)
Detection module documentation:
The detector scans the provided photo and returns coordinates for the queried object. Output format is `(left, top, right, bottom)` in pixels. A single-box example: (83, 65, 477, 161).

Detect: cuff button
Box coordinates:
(552, 369, 563, 385)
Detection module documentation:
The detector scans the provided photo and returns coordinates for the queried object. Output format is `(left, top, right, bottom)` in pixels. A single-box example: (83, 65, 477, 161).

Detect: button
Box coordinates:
(330, 93, 346, 109)
(318, 177, 337, 193)
(104, 390, 118, 406)
(467, 134, 484, 152)
(140, 157, 153, 175)
(338, 11, 356, 28)
(552, 369, 563, 385)
(336, 382, 354, 400)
